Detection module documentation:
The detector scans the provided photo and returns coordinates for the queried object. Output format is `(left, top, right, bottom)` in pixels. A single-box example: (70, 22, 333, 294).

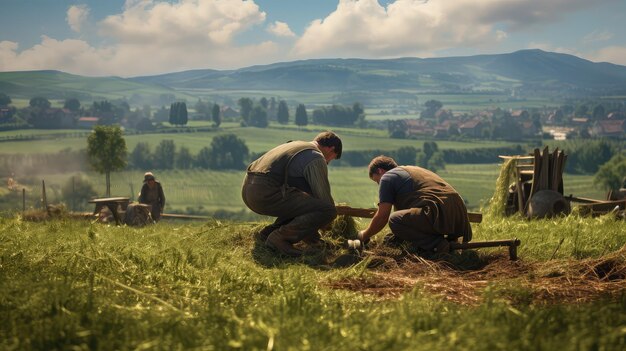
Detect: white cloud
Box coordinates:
(67, 5, 90, 33)
(582, 30, 613, 44)
(293, 0, 610, 58)
(0, 0, 284, 76)
(267, 21, 296, 38)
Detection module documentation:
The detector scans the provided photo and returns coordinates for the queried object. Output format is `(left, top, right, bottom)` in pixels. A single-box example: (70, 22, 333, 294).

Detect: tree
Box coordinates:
(176, 146, 194, 169)
(421, 100, 442, 119)
(153, 140, 176, 169)
(295, 104, 308, 127)
(249, 105, 268, 128)
(594, 152, 626, 191)
(130, 142, 152, 169)
(237, 97, 254, 125)
(260, 97, 269, 109)
(29, 96, 51, 109)
(64, 98, 81, 112)
(87, 125, 128, 197)
(209, 134, 249, 169)
(211, 103, 222, 127)
(0, 93, 11, 106)
(169, 102, 188, 126)
(277, 100, 289, 124)
(395, 146, 417, 165)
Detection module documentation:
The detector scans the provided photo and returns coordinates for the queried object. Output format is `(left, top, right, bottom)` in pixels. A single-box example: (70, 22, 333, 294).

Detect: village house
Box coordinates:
(77, 116, 99, 129)
(590, 119, 626, 138)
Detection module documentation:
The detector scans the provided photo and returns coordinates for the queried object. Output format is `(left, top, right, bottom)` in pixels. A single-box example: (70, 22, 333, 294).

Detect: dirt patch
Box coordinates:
(327, 246, 626, 305)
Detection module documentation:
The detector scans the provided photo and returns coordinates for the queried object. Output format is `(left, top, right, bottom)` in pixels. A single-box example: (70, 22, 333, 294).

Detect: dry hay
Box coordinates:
(327, 244, 626, 305)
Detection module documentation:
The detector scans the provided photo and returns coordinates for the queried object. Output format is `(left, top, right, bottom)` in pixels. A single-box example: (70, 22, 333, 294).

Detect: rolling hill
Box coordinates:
(1, 49, 626, 103)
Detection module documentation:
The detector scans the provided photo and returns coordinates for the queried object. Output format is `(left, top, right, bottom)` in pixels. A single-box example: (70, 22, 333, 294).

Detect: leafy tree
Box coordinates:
(416, 141, 444, 172)
(196, 146, 212, 169)
(260, 97, 269, 109)
(176, 146, 194, 169)
(421, 100, 442, 119)
(135, 117, 155, 131)
(87, 125, 128, 197)
(295, 104, 308, 127)
(395, 146, 417, 165)
(29, 96, 51, 109)
(388, 120, 407, 139)
(237, 97, 254, 125)
(0, 93, 11, 106)
(64, 98, 81, 112)
(277, 100, 289, 124)
(249, 105, 268, 128)
(61, 175, 98, 211)
(209, 134, 249, 169)
(594, 152, 626, 191)
(130, 142, 152, 170)
(311, 104, 363, 126)
(153, 140, 176, 169)
(211, 103, 222, 127)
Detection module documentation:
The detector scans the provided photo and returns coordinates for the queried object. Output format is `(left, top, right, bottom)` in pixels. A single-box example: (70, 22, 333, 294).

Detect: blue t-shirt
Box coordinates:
(378, 167, 413, 204)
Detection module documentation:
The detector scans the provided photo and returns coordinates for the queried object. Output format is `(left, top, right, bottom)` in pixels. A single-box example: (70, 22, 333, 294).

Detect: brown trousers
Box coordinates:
(242, 174, 336, 243)
(388, 207, 446, 251)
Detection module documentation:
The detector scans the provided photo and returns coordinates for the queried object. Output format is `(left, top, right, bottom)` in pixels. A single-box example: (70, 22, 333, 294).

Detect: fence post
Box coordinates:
(42, 180, 48, 213)
(22, 188, 25, 213)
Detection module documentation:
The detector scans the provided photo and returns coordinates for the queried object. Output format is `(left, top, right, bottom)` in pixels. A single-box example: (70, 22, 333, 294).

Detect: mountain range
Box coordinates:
(2, 49, 626, 103)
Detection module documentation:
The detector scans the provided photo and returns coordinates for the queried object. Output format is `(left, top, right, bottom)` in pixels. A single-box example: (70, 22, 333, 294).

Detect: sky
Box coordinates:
(1, 0, 625, 77)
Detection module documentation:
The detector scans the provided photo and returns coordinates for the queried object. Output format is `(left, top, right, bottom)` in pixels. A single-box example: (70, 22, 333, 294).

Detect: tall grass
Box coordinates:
(1, 215, 625, 350)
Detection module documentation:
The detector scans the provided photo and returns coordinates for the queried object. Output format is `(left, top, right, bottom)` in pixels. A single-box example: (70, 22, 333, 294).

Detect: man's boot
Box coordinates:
(266, 231, 303, 257)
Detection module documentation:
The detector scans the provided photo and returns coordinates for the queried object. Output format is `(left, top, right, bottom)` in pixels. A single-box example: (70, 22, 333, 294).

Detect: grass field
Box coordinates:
(1, 212, 625, 350)
(3, 164, 604, 216)
(0, 123, 518, 155)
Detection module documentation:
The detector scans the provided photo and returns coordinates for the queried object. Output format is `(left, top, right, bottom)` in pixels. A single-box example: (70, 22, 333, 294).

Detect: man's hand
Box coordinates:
(357, 230, 370, 245)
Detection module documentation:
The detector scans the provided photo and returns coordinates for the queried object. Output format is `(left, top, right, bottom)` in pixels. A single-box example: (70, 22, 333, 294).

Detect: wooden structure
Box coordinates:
(500, 147, 567, 216)
(88, 197, 130, 225)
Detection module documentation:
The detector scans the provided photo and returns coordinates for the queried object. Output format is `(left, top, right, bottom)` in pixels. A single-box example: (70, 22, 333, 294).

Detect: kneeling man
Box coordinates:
(358, 156, 472, 254)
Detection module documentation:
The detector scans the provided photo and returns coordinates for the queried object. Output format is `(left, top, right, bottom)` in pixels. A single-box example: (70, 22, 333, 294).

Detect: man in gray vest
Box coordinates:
(242, 131, 342, 257)
(357, 155, 472, 254)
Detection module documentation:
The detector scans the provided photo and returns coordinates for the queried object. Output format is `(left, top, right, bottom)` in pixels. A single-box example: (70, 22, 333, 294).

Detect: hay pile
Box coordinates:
(328, 245, 626, 305)
(485, 157, 517, 218)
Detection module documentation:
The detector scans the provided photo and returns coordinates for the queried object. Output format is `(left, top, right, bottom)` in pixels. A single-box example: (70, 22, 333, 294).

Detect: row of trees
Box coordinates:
(129, 135, 249, 171)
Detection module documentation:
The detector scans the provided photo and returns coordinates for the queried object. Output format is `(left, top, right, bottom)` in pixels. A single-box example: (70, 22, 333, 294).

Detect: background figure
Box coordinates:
(138, 171, 166, 222)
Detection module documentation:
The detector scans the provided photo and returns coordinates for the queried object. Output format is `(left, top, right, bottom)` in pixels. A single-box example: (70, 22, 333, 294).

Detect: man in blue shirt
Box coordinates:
(357, 155, 472, 254)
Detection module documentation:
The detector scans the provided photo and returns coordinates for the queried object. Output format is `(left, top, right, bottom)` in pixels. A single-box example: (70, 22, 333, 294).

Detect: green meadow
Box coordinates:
(1, 212, 625, 350)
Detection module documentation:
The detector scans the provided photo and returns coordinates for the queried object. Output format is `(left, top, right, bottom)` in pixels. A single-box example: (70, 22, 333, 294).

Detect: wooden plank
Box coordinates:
(550, 148, 560, 191)
(528, 148, 541, 199)
(335, 205, 483, 223)
(537, 146, 550, 191)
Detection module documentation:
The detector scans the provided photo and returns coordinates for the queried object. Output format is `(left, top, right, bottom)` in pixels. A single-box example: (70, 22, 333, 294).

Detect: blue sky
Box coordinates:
(1, 0, 625, 77)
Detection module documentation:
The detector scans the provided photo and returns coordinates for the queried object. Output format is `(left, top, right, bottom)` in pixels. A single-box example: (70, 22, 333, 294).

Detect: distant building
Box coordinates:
(77, 116, 99, 129)
(221, 106, 239, 118)
(590, 119, 626, 138)
(459, 118, 487, 138)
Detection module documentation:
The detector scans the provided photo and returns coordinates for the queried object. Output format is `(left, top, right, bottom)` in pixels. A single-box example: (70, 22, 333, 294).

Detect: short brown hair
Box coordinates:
(314, 131, 342, 159)
(368, 155, 398, 176)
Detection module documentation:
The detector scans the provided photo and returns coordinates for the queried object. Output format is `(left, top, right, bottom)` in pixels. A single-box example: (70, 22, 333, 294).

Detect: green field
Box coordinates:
(2, 164, 603, 216)
(0, 123, 518, 155)
(1, 213, 625, 350)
